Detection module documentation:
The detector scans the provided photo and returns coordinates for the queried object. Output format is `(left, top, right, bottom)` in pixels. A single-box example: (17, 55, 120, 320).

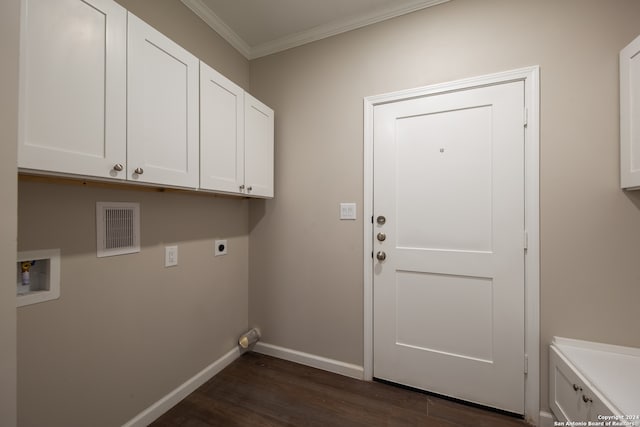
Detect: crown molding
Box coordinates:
(250, 0, 450, 59)
(181, 0, 252, 59)
(182, 0, 450, 60)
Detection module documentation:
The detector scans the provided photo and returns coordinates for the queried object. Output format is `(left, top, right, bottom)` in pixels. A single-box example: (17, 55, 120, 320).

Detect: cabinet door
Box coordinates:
(550, 346, 616, 423)
(550, 347, 588, 422)
(127, 13, 199, 188)
(200, 62, 245, 193)
(244, 93, 274, 198)
(18, 0, 127, 179)
(621, 34, 640, 189)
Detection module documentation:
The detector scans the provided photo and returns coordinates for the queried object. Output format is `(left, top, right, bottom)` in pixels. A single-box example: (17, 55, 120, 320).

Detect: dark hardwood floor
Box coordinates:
(151, 352, 530, 427)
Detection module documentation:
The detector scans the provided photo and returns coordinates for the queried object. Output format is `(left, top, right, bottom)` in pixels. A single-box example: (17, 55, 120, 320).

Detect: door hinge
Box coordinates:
(524, 354, 529, 375)
(371, 216, 374, 224)
(524, 108, 528, 128)
(524, 230, 528, 251)
(371, 251, 374, 259)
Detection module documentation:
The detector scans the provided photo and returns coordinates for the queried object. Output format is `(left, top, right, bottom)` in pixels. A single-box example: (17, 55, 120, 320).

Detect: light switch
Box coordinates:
(165, 246, 178, 267)
(340, 203, 357, 220)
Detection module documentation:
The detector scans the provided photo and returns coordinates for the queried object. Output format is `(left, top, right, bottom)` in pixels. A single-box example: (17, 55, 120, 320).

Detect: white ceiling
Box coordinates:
(181, 0, 450, 59)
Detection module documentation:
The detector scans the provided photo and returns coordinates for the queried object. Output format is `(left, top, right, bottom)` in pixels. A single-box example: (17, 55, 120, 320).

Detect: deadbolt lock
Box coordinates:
(376, 215, 386, 225)
(377, 232, 386, 242)
(376, 251, 387, 261)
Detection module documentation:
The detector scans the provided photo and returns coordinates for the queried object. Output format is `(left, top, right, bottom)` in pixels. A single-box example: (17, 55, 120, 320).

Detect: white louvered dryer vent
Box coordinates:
(96, 202, 140, 257)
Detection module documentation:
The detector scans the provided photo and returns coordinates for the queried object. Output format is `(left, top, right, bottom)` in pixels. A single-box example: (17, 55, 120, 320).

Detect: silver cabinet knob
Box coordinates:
(582, 395, 593, 404)
(572, 384, 583, 392)
(113, 163, 124, 172)
(377, 232, 386, 242)
(376, 251, 387, 261)
(239, 184, 245, 191)
(247, 186, 253, 192)
(376, 215, 386, 225)
(134, 167, 144, 175)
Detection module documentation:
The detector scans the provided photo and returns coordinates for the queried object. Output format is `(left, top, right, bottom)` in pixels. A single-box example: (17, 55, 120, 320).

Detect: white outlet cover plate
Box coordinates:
(165, 245, 178, 267)
(215, 240, 228, 256)
(340, 203, 357, 220)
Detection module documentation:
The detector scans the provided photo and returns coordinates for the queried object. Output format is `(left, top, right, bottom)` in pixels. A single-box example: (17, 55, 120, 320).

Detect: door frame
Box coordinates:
(363, 66, 540, 425)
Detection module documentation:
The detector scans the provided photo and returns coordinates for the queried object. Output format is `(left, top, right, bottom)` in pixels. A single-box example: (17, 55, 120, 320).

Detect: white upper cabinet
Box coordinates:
(18, 0, 127, 179)
(127, 13, 199, 188)
(200, 66, 275, 198)
(200, 61, 245, 193)
(244, 93, 275, 198)
(18, 0, 273, 197)
(621, 34, 640, 190)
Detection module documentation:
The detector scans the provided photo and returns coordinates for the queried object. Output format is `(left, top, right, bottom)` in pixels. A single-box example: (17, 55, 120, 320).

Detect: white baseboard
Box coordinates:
(253, 342, 364, 380)
(122, 346, 241, 427)
(539, 411, 555, 427)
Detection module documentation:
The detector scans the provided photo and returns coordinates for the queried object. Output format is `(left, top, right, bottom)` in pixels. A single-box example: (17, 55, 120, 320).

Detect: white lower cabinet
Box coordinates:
(18, 0, 127, 179)
(549, 345, 612, 423)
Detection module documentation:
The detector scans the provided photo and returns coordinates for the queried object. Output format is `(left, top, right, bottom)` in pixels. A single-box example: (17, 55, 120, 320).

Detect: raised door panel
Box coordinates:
(200, 61, 244, 193)
(621, 34, 640, 189)
(127, 13, 199, 188)
(244, 93, 274, 198)
(18, 0, 127, 179)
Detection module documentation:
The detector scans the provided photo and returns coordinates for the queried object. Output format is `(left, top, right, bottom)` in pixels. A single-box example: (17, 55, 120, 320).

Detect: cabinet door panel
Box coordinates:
(127, 13, 199, 188)
(19, 0, 127, 179)
(550, 347, 587, 422)
(244, 93, 274, 198)
(200, 62, 244, 193)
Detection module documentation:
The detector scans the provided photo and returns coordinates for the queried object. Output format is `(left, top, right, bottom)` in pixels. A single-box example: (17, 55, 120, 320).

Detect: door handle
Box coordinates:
(376, 251, 387, 261)
(376, 215, 386, 225)
(377, 232, 386, 242)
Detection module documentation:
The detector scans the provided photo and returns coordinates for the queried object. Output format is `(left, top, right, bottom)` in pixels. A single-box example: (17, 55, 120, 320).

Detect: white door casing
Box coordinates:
(363, 67, 540, 425)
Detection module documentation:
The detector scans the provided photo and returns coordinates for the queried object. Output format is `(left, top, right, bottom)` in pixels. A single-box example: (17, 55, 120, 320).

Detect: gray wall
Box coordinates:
(248, 0, 640, 414)
(18, 182, 249, 426)
(0, 0, 20, 425)
(17, 1, 252, 426)
(15, 0, 640, 423)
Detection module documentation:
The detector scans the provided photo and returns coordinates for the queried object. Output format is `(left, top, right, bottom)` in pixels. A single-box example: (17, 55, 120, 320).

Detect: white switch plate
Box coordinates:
(340, 203, 357, 220)
(165, 245, 178, 267)
(215, 240, 227, 256)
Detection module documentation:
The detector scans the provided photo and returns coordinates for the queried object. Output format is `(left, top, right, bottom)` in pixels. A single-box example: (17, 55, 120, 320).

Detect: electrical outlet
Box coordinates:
(165, 246, 178, 267)
(215, 240, 227, 256)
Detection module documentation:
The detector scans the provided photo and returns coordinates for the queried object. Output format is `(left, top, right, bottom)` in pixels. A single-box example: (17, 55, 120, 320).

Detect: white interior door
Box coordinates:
(373, 81, 526, 414)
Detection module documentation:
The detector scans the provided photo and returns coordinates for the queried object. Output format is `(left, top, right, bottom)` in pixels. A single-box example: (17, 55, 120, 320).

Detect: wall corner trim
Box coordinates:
(122, 346, 241, 427)
(253, 342, 365, 380)
(539, 411, 555, 427)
